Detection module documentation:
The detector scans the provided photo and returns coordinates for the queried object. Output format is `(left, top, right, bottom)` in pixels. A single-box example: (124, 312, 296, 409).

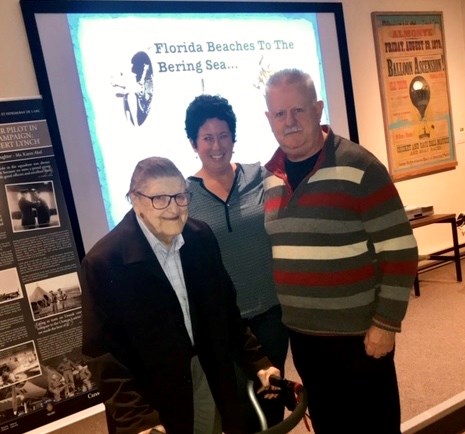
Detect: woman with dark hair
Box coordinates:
(185, 95, 289, 432)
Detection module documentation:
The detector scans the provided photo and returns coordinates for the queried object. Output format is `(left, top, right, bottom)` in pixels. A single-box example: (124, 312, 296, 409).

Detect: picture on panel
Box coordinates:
(5, 181, 60, 233)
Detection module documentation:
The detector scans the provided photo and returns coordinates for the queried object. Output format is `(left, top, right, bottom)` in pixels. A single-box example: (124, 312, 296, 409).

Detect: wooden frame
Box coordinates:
(372, 12, 457, 181)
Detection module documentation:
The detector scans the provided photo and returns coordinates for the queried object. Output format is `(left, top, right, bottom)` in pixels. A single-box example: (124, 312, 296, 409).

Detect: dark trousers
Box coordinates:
(290, 330, 401, 434)
(237, 305, 289, 433)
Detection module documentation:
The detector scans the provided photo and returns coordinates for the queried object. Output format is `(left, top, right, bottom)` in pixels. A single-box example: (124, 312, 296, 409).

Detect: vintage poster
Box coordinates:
(372, 12, 457, 181)
(0, 98, 100, 433)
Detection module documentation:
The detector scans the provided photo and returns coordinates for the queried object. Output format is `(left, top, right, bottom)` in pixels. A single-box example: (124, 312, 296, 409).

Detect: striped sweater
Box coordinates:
(263, 127, 418, 335)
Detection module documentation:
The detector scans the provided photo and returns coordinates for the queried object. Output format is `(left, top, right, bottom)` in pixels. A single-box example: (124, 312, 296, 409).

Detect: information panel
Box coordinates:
(0, 98, 100, 434)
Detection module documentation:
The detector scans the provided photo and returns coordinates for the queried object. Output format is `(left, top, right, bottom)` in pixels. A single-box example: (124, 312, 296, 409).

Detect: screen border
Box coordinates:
(20, 0, 358, 260)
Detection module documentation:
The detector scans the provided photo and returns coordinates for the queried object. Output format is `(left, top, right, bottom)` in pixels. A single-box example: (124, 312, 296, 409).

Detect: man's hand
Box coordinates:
(256, 366, 281, 399)
(364, 325, 395, 358)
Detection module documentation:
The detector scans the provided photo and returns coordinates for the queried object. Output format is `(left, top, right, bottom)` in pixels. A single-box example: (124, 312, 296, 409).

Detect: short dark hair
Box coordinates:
(185, 94, 237, 148)
(127, 157, 185, 199)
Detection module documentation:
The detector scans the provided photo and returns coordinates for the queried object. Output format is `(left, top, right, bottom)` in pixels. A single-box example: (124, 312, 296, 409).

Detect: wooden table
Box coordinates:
(410, 214, 462, 296)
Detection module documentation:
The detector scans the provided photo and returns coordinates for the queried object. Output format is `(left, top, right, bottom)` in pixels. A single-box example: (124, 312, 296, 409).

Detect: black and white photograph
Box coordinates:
(0, 268, 22, 304)
(44, 355, 94, 403)
(25, 272, 82, 321)
(112, 50, 154, 127)
(0, 341, 41, 391)
(5, 181, 60, 233)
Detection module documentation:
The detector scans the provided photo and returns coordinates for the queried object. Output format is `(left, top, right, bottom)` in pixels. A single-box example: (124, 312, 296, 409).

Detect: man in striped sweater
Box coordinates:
(263, 69, 418, 434)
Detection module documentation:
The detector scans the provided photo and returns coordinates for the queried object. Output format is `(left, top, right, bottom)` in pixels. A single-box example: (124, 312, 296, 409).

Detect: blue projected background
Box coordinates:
(68, 12, 328, 229)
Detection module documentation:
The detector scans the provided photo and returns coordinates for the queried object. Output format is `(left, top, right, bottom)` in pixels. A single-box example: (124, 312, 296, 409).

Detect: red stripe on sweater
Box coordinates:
(264, 196, 290, 212)
(360, 183, 398, 213)
(274, 264, 374, 286)
(297, 192, 359, 211)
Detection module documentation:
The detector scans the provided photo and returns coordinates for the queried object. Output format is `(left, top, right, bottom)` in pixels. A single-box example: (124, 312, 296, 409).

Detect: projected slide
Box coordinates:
(27, 2, 354, 253)
(68, 12, 327, 229)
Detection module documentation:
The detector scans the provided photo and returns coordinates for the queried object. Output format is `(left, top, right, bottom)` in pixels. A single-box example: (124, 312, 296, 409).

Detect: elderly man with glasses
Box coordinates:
(81, 156, 279, 434)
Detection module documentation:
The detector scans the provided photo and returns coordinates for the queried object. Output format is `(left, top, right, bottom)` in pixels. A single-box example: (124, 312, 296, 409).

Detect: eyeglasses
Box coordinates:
(135, 191, 192, 210)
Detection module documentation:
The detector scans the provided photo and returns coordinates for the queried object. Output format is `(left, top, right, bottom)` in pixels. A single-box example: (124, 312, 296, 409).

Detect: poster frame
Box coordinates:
(371, 11, 457, 181)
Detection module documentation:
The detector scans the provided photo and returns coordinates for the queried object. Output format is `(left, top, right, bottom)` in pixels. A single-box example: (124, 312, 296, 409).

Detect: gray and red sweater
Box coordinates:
(264, 126, 418, 335)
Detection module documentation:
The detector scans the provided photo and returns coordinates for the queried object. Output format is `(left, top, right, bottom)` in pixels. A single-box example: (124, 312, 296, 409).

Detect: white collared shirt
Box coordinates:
(136, 215, 194, 344)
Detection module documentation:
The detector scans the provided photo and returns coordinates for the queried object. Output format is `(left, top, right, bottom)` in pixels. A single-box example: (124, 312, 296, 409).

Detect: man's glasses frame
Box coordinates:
(135, 191, 192, 210)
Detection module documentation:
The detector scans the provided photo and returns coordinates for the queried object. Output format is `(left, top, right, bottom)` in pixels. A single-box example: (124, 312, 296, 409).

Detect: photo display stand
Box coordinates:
(0, 97, 101, 434)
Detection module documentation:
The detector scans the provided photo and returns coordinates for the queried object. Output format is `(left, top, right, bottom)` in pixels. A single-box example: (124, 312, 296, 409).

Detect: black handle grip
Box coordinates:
(253, 377, 308, 433)
(269, 375, 288, 389)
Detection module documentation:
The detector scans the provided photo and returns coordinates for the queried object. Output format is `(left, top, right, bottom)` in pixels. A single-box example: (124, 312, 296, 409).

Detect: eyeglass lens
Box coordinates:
(151, 192, 190, 209)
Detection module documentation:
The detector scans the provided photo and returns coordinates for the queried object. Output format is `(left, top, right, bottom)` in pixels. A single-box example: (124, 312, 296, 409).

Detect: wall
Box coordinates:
(1, 0, 465, 254)
(339, 0, 465, 256)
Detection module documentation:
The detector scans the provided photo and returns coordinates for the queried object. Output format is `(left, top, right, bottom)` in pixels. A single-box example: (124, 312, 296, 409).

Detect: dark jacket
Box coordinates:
(18, 196, 36, 228)
(81, 210, 270, 434)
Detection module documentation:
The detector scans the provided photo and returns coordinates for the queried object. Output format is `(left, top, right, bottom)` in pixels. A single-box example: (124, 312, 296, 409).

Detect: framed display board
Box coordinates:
(0, 97, 101, 434)
(372, 12, 457, 181)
